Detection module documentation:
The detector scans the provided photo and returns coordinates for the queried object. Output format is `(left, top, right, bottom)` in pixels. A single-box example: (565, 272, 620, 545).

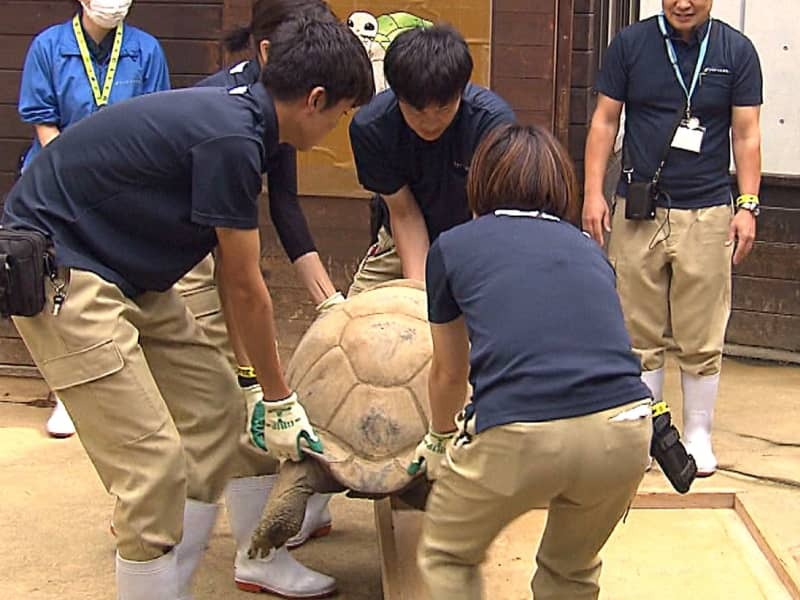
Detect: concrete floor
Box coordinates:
(1, 356, 798, 599)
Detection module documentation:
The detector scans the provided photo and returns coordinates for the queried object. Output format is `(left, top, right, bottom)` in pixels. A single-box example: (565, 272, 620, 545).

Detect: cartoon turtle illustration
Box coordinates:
(374, 12, 433, 50)
(347, 10, 434, 93)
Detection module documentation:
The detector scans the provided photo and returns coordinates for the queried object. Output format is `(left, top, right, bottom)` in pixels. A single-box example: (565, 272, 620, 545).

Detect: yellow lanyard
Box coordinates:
(72, 14, 124, 107)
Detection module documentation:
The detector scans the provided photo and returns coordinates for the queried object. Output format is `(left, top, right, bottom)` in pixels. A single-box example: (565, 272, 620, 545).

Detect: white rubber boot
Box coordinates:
(286, 494, 333, 549)
(641, 367, 665, 402)
(176, 499, 219, 600)
(117, 549, 178, 600)
(224, 476, 337, 598)
(46, 396, 76, 438)
(681, 371, 720, 477)
(641, 367, 664, 471)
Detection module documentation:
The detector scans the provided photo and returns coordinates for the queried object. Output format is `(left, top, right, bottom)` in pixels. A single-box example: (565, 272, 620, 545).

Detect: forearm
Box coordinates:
(218, 275, 289, 400)
(34, 124, 59, 147)
(217, 283, 252, 367)
(733, 137, 761, 196)
(390, 211, 429, 281)
(292, 252, 337, 305)
(428, 362, 467, 434)
(584, 119, 618, 197)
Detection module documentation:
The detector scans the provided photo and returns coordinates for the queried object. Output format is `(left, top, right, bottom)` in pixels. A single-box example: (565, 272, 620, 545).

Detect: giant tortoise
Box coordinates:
(249, 279, 437, 556)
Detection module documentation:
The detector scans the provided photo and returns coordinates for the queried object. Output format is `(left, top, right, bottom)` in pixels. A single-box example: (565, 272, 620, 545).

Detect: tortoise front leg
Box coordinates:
(249, 459, 344, 557)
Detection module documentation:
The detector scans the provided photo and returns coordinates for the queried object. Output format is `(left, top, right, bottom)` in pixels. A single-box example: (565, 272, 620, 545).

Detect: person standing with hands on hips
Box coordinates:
(583, 0, 762, 476)
(17, 0, 169, 438)
(410, 124, 652, 600)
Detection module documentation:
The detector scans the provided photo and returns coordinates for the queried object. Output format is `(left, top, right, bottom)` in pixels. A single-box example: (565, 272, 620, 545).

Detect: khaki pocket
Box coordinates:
(181, 285, 221, 319)
(40, 339, 124, 390)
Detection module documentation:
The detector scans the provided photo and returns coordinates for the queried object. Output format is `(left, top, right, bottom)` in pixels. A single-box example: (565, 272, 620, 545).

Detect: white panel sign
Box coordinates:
(743, 1, 799, 175)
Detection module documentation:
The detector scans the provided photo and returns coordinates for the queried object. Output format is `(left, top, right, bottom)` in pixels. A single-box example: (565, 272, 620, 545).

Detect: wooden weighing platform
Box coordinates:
(375, 491, 800, 600)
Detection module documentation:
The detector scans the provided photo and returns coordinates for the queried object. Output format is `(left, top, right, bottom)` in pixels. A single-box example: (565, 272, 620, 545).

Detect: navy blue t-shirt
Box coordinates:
(2, 84, 281, 296)
(349, 83, 515, 241)
(195, 60, 314, 262)
(595, 17, 762, 208)
(427, 212, 650, 432)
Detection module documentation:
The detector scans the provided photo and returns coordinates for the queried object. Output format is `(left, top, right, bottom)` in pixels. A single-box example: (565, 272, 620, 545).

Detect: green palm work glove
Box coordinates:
(248, 392, 323, 461)
(407, 428, 456, 480)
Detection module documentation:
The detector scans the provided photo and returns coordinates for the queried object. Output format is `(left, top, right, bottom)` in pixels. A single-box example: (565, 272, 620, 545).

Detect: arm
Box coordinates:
(267, 145, 339, 305)
(729, 105, 761, 265)
(141, 40, 171, 93)
(215, 227, 290, 401)
(583, 94, 624, 246)
(19, 35, 61, 144)
(34, 124, 60, 147)
(384, 185, 429, 281)
(428, 318, 470, 434)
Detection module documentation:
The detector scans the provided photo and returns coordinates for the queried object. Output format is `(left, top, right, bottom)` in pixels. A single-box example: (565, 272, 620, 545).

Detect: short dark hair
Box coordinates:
(223, 0, 337, 53)
(260, 17, 374, 109)
(384, 25, 473, 110)
(468, 124, 580, 227)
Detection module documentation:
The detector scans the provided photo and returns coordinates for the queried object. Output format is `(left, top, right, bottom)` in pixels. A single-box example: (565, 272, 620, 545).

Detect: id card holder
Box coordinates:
(671, 118, 705, 153)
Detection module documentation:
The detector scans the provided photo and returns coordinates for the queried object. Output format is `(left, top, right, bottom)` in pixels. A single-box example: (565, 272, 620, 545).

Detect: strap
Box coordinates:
(622, 100, 687, 186)
(0, 254, 12, 317)
(657, 16, 713, 119)
(72, 14, 125, 107)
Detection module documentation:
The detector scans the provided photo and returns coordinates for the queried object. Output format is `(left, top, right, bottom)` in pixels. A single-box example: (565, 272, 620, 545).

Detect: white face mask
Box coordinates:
(81, 0, 133, 29)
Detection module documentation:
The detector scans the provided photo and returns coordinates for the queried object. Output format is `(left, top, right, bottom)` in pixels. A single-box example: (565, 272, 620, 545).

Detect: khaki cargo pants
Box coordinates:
(607, 198, 734, 376)
(15, 268, 243, 561)
(347, 226, 403, 296)
(174, 254, 279, 479)
(418, 400, 651, 600)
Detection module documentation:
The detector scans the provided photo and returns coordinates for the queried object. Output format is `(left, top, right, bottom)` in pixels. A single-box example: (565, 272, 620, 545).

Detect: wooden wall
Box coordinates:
(0, 0, 578, 374)
(728, 181, 800, 354)
(491, 0, 574, 144)
(0, 0, 235, 374)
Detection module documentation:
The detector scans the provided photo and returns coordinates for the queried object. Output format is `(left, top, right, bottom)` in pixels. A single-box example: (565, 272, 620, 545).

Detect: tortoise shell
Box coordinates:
(286, 280, 432, 495)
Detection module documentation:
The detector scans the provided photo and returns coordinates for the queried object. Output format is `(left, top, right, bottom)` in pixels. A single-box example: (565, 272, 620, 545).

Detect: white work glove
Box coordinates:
(247, 392, 323, 461)
(407, 428, 456, 480)
(315, 291, 345, 313)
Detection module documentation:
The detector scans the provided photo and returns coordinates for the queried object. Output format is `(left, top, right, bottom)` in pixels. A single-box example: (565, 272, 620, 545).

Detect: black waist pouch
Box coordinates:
(0, 228, 49, 318)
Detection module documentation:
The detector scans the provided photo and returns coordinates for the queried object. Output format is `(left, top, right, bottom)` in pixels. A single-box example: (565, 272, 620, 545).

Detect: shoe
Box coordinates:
(286, 494, 333, 549)
(225, 476, 337, 598)
(175, 500, 219, 600)
(235, 546, 336, 598)
(46, 397, 76, 438)
(681, 371, 719, 477)
(117, 549, 178, 600)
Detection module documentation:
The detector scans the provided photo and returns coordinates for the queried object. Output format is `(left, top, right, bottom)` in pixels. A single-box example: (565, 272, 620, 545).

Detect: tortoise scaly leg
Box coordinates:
(249, 460, 344, 558)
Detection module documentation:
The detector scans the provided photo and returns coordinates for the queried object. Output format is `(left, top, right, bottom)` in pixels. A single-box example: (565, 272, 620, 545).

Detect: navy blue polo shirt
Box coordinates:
(427, 212, 650, 432)
(349, 83, 515, 241)
(595, 17, 762, 208)
(195, 59, 314, 262)
(2, 84, 281, 296)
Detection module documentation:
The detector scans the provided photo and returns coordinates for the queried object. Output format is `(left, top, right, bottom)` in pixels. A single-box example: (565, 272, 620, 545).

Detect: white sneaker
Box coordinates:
(286, 494, 333, 549)
(235, 546, 336, 598)
(46, 397, 76, 438)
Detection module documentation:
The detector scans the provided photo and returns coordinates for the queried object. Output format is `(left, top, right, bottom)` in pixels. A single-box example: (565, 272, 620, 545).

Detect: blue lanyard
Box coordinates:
(657, 15, 713, 118)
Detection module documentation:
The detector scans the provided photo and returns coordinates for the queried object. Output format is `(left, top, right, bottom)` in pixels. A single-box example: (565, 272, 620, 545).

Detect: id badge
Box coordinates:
(671, 118, 705, 153)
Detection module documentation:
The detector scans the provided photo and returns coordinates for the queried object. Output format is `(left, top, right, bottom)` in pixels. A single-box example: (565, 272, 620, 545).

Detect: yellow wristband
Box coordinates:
(736, 194, 759, 207)
(237, 365, 256, 379)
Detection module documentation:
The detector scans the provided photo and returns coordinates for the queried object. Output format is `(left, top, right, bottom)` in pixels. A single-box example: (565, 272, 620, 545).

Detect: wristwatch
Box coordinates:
(737, 201, 760, 217)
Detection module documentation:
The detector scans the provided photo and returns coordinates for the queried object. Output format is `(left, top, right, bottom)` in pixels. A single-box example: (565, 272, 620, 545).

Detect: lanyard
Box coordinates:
(72, 14, 124, 107)
(657, 15, 712, 118)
